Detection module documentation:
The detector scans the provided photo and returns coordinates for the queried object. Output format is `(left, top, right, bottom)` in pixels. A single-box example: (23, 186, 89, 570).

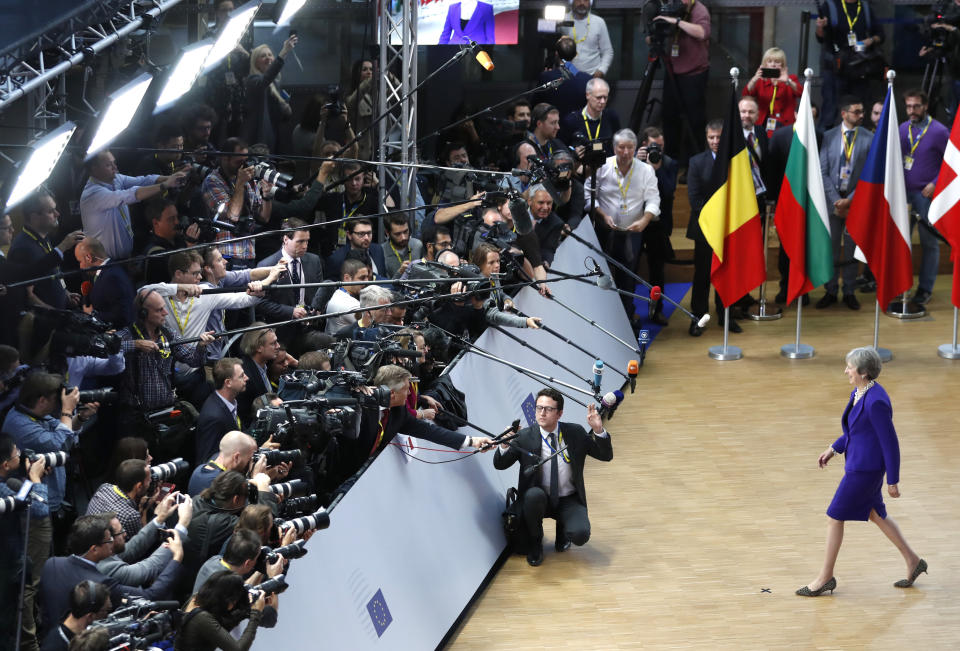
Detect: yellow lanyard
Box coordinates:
(841, 0, 861, 32)
(209, 461, 227, 471)
(169, 297, 195, 335)
(389, 240, 411, 263)
(615, 161, 634, 209)
(22, 227, 52, 254)
(542, 429, 571, 463)
(768, 83, 778, 117)
(907, 116, 931, 157)
(582, 108, 601, 140)
(219, 559, 232, 570)
(112, 485, 130, 500)
(343, 193, 364, 220)
(571, 14, 590, 44)
(843, 129, 858, 162)
(132, 324, 171, 358)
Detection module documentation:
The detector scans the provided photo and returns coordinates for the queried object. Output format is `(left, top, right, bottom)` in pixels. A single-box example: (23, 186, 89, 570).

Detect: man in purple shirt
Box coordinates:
(899, 89, 949, 305)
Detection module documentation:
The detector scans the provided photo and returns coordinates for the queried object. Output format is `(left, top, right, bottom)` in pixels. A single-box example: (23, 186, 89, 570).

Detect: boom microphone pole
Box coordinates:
(510, 301, 644, 357)
(487, 323, 597, 391)
(430, 324, 591, 407)
(563, 228, 711, 328)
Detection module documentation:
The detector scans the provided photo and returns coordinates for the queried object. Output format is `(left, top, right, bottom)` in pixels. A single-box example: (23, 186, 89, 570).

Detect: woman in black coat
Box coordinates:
(244, 35, 298, 152)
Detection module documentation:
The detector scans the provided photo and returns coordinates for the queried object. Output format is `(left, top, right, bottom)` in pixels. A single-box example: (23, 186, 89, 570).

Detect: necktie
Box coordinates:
(548, 432, 559, 509)
(748, 132, 760, 158)
(290, 258, 302, 285)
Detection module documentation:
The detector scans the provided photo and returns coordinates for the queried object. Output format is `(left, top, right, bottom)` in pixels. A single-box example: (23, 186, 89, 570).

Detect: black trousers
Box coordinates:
(690, 234, 724, 319)
(522, 487, 591, 546)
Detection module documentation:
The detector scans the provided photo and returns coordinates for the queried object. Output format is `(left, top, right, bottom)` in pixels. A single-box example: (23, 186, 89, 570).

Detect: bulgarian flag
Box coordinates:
(773, 76, 832, 305)
(846, 83, 913, 308)
(698, 86, 766, 307)
(928, 101, 960, 309)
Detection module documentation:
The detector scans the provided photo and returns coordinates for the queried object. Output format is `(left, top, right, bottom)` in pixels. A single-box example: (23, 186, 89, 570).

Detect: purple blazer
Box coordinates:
(832, 383, 900, 485)
(437, 1, 495, 45)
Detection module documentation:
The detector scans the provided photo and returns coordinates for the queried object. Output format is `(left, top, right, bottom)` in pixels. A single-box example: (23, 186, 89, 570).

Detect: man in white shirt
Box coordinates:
(324, 258, 370, 334)
(79, 150, 188, 259)
(585, 128, 660, 321)
(562, 0, 614, 77)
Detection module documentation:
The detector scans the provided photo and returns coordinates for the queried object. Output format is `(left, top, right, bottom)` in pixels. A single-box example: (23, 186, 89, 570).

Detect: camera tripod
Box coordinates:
(921, 50, 948, 121)
(628, 43, 699, 165)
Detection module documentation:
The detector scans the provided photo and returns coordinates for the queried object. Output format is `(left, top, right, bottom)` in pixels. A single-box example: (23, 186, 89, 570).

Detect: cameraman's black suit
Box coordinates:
(494, 422, 612, 547)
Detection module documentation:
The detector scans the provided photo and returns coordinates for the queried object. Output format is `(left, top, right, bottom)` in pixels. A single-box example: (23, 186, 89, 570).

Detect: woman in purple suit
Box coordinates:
(437, 0, 495, 45)
(797, 347, 927, 596)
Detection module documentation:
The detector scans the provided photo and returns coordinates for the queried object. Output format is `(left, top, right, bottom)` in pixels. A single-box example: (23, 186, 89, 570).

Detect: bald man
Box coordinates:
(187, 430, 257, 496)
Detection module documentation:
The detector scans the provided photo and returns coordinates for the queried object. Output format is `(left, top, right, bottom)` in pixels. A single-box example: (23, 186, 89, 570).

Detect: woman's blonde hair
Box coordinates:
(250, 44, 287, 106)
(762, 47, 787, 67)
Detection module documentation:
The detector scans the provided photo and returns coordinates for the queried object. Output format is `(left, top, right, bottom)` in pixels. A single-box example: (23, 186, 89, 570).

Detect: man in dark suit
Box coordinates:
(74, 236, 136, 329)
(324, 218, 387, 280)
(40, 514, 182, 636)
(686, 119, 725, 335)
(343, 364, 493, 485)
(195, 357, 247, 464)
(818, 96, 873, 310)
(494, 388, 612, 567)
(236, 325, 278, 423)
(255, 218, 323, 341)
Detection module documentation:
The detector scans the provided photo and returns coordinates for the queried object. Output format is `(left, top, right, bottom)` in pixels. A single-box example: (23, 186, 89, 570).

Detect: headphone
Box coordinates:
(84, 579, 99, 614)
(135, 289, 157, 321)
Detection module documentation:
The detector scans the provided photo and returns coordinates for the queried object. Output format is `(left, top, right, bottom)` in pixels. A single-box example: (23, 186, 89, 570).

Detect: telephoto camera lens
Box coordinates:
(27, 450, 69, 468)
(149, 458, 189, 481)
(77, 388, 119, 404)
(280, 495, 319, 517)
(248, 574, 289, 597)
(280, 508, 330, 535)
(255, 449, 302, 466)
(269, 479, 308, 498)
(266, 539, 308, 563)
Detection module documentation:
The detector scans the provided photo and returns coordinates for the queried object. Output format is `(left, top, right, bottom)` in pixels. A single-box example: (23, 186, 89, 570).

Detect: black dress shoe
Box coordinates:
(795, 577, 837, 597)
(816, 293, 838, 309)
(555, 524, 571, 552)
(527, 541, 544, 566)
(689, 322, 704, 337)
(649, 312, 669, 326)
(842, 294, 861, 310)
(774, 291, 787, 304)
(717, 317, 743, 333)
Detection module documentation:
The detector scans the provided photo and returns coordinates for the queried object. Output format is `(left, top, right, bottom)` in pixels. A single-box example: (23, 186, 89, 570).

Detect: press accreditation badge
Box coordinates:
(903, 155, 914, 171)
(766, 117, 778, 132)
(225, 71, 237, 86)
(839, 164, 852, 193)
(847, 31, 857, 47)
(671, 44, 680, 57)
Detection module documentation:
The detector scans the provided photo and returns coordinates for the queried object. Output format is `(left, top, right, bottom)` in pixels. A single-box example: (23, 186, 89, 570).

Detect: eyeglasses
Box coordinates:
(111, 530, 126, 538)
(353, 231, 373, 238)
(534, 405, 558, 413)
(99, 537, 115, 546)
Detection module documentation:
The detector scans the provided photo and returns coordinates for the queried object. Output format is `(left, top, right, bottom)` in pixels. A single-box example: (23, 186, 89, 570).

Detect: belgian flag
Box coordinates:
(697, 87, 766, 307)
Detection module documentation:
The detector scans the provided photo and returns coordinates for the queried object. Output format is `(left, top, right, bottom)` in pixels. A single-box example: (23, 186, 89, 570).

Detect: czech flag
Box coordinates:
(846, 84, 913, 308)
(698, 87, 766, 307)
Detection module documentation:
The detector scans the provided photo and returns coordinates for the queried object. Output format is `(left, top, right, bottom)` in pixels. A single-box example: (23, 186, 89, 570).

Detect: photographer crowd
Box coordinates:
(1, 0, 951, 645)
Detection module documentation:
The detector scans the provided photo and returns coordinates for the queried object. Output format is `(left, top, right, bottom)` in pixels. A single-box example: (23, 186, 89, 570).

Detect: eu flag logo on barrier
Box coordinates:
(367, 588, 392, 637)
(521, 393, 537, 428)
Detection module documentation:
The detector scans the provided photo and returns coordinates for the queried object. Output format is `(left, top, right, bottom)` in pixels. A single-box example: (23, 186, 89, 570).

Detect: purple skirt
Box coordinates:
(826, 470, 887, 521)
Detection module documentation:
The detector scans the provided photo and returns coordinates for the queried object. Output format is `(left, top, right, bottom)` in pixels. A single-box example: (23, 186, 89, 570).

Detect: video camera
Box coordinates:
(48, 311, 122, 359)
(89, 598, 181, 650)
(642, 0, 686, 53)
(923, 0, 960, 49)
(323, 84, 347, 115)
(569, 133, 609, 169)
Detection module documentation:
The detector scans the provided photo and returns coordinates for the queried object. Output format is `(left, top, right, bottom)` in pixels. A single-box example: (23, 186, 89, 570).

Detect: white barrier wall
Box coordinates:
(254, 220, 636, 650)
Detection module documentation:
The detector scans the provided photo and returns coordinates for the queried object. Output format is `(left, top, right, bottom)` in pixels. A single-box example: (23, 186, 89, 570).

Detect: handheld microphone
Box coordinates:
(627, 359, 639, 394)
(508, 196, 534, 235)
(592, 359, 603, 393)
(599, 390, 624, 419)
(650, 285, 662, 301)
(475, 49, 495, 71)
(80, 281, 93, 308)
(510, 168, 532, 177)
(697, 313, 711, 328)
(6, 477, 44, 503)
(597, 274, 614, 290)
(545, 77, 564, 90)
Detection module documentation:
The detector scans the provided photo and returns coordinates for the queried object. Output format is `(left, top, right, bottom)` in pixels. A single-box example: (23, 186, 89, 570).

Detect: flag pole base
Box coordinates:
(871, 346, 893, 362)
(937, 344, 960, 359)
(708, 345, 743, 361)
(747, 300, 783, 321)
(781, 343, 815, 359)
(885, 297, 927, 319)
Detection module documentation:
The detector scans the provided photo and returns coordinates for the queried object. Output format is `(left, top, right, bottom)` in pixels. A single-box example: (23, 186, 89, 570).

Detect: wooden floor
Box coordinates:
(448, 279, 960, 650)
